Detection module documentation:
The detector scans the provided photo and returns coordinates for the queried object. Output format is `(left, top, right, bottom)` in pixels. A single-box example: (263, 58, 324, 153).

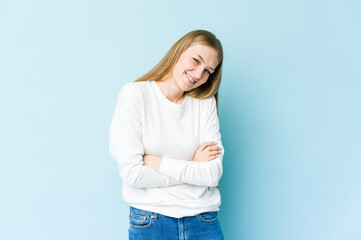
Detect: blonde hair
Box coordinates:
(134, 29, 223, 109)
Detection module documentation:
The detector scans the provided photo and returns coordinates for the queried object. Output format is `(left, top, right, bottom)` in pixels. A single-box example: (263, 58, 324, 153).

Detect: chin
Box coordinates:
(176, 80, 189, 92)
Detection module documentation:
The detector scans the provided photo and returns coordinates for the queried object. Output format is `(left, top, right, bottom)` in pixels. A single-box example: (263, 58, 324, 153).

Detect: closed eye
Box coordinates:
(193, 58, 200, 63)
(193, 58, 212, 75)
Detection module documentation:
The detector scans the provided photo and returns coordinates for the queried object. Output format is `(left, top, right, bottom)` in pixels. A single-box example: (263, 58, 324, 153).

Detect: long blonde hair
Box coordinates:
(134, 29, 223, 109)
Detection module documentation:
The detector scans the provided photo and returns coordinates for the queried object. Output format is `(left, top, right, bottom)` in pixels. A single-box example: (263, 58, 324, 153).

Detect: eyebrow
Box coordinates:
(196, 54, 215, 71)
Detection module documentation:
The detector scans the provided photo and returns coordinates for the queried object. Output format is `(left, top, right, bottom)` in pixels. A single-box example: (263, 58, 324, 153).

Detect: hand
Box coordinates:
(143, 154, 162, 172)
(192, 142, 222, 162)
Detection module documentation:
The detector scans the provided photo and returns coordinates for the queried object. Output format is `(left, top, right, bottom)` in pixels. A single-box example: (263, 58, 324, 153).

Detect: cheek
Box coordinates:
(196, 78, 208, 87)
(172, 64, 183, 77)
(174, 62, 187, 75)
(181, 58, 197, 71)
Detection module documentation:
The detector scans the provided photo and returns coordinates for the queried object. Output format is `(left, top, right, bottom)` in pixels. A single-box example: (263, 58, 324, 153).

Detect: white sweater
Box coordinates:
(109, 80, 224, 218)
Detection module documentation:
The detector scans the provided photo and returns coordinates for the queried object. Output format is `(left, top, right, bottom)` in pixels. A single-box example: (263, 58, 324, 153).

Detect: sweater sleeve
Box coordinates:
(109, 83, 182, 188)
(159, 96, 224, 187)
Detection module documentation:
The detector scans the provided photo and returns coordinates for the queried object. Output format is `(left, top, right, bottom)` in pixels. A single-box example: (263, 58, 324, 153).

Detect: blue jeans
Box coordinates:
(129, 206, 224, 240)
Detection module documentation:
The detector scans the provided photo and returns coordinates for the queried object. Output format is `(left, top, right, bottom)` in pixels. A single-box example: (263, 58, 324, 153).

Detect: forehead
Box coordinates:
(186, 44, 219, 67)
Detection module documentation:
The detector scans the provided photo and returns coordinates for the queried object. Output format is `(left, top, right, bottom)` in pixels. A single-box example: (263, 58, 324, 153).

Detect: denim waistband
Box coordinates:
(130, 206, 158, 219)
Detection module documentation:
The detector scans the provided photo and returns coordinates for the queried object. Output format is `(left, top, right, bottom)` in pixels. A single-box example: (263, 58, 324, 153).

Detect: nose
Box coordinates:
(193, 66, 204, 79)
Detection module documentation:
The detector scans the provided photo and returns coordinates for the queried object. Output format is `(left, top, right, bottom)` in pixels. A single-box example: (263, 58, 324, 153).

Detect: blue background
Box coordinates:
(1, 0, 360, 239)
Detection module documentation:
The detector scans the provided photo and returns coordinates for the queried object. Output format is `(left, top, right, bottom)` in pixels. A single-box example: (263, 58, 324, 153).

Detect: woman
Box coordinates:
(109, 29, 225, 240)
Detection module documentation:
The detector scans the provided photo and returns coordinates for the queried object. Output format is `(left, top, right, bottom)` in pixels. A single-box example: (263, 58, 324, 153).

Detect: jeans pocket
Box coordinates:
(197, 211, 219, 223)
(129, 211, 154, 229)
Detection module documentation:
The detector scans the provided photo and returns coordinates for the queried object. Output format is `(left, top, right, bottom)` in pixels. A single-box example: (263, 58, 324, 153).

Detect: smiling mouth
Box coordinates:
(185, 73, 196, 84)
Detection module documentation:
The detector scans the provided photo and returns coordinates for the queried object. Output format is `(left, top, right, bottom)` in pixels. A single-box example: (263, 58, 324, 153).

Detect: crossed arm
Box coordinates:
(109, 84, 224, 188)
(143, 141, 221, 171)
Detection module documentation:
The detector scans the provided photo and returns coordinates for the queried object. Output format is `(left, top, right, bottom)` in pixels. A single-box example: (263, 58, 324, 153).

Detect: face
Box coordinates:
(170, 44, 219, 92)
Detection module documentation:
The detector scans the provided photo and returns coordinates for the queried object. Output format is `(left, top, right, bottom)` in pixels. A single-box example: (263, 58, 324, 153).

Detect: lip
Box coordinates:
(185, 72, 196, 84)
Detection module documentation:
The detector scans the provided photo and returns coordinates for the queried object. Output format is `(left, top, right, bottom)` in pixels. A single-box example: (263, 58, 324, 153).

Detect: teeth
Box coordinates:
(186, 73, 196, 84)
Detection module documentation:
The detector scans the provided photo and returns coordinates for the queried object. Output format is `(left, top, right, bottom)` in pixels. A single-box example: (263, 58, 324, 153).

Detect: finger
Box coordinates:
(208, 146, 222, 151)
(201, 142, 217, 151)
(201, 156, 214, 162)
(208, 155, 217, 161)
(198, 142, 208, 151)
(204, 142, 217, 149)
(207, 154, 221, 160)
(208, 150, 222, 155)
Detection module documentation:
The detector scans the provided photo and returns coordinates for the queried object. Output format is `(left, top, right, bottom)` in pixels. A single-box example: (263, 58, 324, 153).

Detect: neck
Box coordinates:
(156, 80, 185, 104)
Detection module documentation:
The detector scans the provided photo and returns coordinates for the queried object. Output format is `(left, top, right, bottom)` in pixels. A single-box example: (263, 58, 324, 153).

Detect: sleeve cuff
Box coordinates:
(159, 156, 186, 180)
